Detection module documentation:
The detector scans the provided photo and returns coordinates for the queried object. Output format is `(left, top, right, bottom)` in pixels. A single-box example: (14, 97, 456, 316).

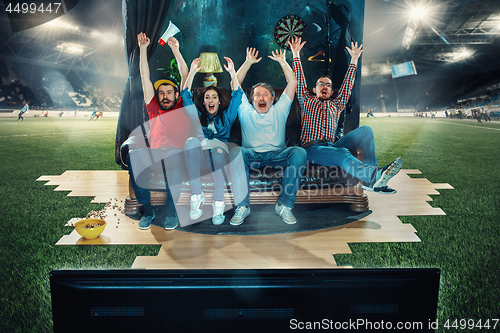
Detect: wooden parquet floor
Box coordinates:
(37, 169, 452, 269)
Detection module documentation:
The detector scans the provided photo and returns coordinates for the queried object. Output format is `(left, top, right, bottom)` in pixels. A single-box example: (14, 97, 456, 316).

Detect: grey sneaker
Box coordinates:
(138, 211, 155, 230)
(212, 201, 226, 225)
(230, 206, 251, 226)
(189, 192, 205, 220)
(275, 203, 297, 224)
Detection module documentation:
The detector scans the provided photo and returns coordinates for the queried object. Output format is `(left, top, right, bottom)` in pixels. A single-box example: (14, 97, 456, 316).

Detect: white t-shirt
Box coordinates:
(238, 92, 293, 152)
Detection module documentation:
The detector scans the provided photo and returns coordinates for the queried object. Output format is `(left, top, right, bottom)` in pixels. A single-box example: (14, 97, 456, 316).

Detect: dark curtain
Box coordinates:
(115, 0, 171, 167)
(329, 3, 360, 137)
(330, 3, 358, 112)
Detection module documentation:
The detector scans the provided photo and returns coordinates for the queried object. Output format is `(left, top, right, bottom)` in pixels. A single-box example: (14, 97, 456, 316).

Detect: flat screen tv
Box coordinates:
(50, 268, 440, 332)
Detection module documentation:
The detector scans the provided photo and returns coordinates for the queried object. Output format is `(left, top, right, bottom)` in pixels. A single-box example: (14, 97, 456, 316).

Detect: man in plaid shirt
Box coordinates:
(290, 37, 402, 194)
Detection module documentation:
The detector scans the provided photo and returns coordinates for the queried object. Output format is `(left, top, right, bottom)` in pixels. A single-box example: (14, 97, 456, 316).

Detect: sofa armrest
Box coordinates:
(120, 135, 148, 168)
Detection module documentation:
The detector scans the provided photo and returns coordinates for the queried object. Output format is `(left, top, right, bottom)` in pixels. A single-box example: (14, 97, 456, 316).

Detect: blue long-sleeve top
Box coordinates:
(180, 87, 243, 143)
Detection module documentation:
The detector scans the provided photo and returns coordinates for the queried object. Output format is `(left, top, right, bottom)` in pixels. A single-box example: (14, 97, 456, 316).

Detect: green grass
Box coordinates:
(0, 117, 161, 332)
(0, 116, 499, 332)
(337, 117, 500, 328)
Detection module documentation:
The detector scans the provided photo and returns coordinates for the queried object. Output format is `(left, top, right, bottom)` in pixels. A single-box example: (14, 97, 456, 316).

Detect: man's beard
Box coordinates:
(159, 97, 177, 111)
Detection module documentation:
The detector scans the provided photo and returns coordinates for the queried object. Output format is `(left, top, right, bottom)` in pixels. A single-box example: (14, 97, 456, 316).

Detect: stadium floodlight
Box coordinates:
(402, 2, 434, 49)
(361, 66, 369, 77)
(91, 31, 120, 44)
(410, 6, 428, 20)
(55, 42, 85, 55)
(44, 19, 79, 33)
(450, 48, 474, 62)
(402, 21, 417, 49)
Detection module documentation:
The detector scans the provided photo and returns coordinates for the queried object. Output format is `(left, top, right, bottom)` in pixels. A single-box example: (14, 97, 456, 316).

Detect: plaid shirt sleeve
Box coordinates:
(292, 57, 310, 110)
(331, 64, 357, 112)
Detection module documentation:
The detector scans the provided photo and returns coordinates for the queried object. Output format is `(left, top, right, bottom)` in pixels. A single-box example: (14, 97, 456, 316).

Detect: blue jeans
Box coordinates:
(184, 137, 228, 201)
(305, 126, 378, 184)
(229, 146, 307, 208)
(127, 147, 185, 205)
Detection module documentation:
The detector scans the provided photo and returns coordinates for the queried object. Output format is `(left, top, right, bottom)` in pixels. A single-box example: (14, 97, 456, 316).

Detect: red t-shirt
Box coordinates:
(146, 96, 190, 149)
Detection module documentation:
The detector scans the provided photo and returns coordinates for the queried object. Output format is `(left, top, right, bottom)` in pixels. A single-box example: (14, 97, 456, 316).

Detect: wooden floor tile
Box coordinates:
(38, 169, 453, 269)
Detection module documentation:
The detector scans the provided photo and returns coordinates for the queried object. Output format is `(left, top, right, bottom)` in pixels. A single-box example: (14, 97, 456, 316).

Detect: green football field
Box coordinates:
(0, 116, 498, 332)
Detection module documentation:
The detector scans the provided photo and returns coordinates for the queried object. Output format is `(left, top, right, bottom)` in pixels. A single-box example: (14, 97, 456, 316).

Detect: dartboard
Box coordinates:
(274, 14, 305, 50)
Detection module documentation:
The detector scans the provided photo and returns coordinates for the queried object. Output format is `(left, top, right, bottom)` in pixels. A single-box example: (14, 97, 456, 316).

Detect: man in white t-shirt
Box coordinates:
(228, 47, 307, 226)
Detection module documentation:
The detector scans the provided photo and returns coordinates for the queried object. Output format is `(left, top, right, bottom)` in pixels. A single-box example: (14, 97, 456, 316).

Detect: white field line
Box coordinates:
(433, 121, 500, 131)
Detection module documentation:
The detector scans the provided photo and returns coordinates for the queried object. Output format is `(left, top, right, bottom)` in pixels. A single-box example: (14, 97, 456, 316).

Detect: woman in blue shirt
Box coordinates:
(181, 57, 243, 225)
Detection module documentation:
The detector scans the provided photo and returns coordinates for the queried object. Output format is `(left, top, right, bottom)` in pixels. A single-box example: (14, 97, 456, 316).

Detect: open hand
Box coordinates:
(288, 36, 306, 56)
(190, 58, 202, 73)
(246, 47, 262, 64)
(345, 41, 364, 60)
(268, 49, 287, 63)
(223, 57, 235, 73)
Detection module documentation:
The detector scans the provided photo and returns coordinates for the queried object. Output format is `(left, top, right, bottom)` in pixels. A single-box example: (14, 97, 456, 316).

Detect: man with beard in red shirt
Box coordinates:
(126, 32, 191, 230)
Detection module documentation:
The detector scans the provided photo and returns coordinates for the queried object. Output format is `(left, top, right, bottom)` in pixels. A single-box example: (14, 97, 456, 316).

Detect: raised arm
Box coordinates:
(137, 32, 154, 104)
(268, 48, 297, 100)
(346, 41, 364, 66)
(236, 47, 262, 85)
(223, 57, 241, 91)
(331, 42, 363, 110)
(223, 56, 243, 123)
(182, 58, 202, 91)
(289, 36, 309, 107)
(290, 36, 306, 60)
(179, 58, 203, 138)
(167, 36, 188, 88)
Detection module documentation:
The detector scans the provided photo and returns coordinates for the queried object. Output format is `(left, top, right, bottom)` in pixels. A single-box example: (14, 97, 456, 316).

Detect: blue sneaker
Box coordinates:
(164, 205, 179, 230)
(138, 211, 155, 230)
(212, 201, 226, 225)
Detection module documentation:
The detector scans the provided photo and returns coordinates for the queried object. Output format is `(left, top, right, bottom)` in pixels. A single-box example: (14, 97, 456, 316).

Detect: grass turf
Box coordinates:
(0, 117, 161, 332)
(0, 116, 499, 331)
(336, 117, 500, 327)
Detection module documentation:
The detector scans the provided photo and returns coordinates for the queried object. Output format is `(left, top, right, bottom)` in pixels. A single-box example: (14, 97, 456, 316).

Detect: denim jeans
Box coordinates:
(184, 137, 229, 201)
(127, 147, 185, 205)
(305, 126, 378, 184)
(229, 146, 307, 208)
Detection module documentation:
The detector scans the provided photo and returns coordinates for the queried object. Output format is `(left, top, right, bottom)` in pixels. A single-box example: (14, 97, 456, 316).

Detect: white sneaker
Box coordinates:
(189, 192, 205, 220)
(212, 201, 226, 225)
(275, 203, 297, 224)
(230, 206, 251, 226)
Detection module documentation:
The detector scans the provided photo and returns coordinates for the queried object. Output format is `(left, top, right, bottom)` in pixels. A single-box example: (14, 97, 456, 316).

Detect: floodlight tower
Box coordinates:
(402, 5, 428, 50)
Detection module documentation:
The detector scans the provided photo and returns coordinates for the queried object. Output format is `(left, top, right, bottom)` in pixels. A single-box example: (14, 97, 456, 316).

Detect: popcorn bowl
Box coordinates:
(74, 219, 106, 240)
